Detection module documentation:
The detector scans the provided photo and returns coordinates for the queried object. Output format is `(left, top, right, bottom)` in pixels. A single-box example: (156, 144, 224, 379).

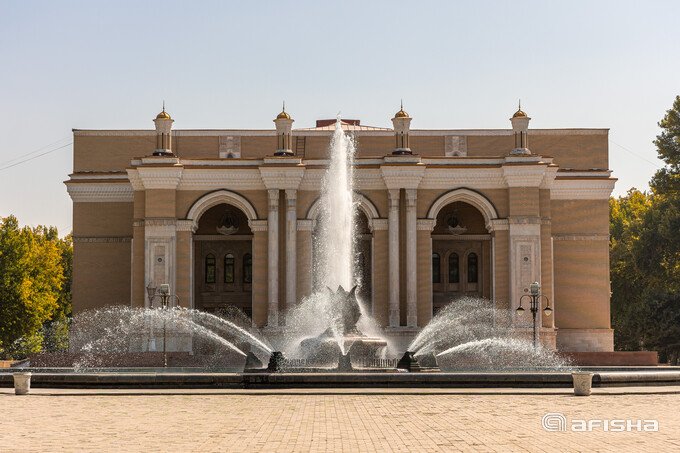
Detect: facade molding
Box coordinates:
(416, 219, 436, 231)
(134, 166, 183, 190)
(552, 234, 610, 241)
(259, 166, 305, 190)
(248, 219, 268, 232)
(551, 179, 616, 200)
(177, 168, 264, 190)
(73, 128, 609, 137)
(381, 164, 425, 190)
(73, 236, 132, 243)
(66, 182, 134, 202)
(502, 164, 549, 188)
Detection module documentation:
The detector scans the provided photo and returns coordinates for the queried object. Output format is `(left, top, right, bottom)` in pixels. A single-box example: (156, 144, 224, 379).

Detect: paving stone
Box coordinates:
(0, 388, 678, 452)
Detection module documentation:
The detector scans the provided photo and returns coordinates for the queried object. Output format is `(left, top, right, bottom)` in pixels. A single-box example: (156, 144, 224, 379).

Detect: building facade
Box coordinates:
(65, 105, 616, 352)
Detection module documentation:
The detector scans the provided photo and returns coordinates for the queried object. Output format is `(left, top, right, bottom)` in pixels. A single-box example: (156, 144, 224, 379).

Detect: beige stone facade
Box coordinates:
(65, 106, 616, 352)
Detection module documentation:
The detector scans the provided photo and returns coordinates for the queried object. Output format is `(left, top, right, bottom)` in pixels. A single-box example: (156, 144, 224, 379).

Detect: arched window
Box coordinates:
(243, 253, 252, 284)
(224, 253, 235, 283)
(448, 253, 459, 283)
(205, 254, 216, 284)
(432, 253, 440, 283)
(467, 253, 478, 283)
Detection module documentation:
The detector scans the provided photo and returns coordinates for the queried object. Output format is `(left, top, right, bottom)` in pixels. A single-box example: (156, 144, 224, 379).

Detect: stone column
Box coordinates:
(267, 189, 279, 327)
(388, 189, 400, 327)
(405, 189, 418, 327)
(285, 189, 297, 312)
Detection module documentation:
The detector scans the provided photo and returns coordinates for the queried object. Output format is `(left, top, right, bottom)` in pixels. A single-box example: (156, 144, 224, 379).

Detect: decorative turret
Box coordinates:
(153, 102, 174, 156)
(509, 101, 531, 155)
(391, 101, 412, 155)
(274, 102, 294, 156)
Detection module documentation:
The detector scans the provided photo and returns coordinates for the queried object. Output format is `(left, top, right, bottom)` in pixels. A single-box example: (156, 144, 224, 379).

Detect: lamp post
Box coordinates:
(146, 282, 180, 367)
(516, 281, 552, 349)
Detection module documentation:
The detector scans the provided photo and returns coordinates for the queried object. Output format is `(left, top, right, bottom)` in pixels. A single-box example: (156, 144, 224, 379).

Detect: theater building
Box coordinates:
(65, 104, 616, 351)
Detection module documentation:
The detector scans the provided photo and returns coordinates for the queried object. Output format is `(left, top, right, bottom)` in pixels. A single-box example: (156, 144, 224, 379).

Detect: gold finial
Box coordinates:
(513, 100, 527, 118)
(156, 101, 171, 119)
(276, 101, 291, 120)
(395, 100, 409, 118)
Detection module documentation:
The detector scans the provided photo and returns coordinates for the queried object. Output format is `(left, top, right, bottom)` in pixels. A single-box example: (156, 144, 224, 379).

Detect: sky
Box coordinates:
(1, 0, 678, 235)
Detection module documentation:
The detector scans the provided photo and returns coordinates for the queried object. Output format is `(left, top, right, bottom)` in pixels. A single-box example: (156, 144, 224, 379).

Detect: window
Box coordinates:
(243, 253, 252, 284)
(205, 254, 216, 284)
(224, 253, 235, 283)
(432, 253, 440, 283)
(467, 253, 478, 283)
(448, 253, 459, 283)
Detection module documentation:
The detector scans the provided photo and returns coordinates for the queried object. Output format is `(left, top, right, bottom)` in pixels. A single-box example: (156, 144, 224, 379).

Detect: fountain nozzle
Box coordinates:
(337, 352, 353, 372)
(397, 351, 421, 372)
(267, 351, 286, 373)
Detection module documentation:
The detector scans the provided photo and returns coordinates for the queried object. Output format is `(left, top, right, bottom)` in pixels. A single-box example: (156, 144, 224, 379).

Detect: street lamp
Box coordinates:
(145, 282, 180, 367)
(516, 281, 552, 349)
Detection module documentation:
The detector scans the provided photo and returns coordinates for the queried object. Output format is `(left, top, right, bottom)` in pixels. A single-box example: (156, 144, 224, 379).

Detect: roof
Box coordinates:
(295, 120, 393, 132)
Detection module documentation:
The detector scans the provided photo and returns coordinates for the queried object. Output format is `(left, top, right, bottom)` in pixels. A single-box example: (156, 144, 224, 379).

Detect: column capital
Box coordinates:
(284, 188, 297, 200)
(268, 189, 279, 210)
(388, 189, 400, 204)
(405, 188, 417, 207)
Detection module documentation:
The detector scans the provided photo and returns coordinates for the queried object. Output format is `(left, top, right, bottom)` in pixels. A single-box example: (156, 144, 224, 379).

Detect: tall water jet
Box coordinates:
(315, 115, 356, 290)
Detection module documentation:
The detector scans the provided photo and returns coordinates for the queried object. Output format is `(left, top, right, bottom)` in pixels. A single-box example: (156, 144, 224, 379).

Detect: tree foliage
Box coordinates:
(0, 216, 72, 359)
(611, 96, 680, 362)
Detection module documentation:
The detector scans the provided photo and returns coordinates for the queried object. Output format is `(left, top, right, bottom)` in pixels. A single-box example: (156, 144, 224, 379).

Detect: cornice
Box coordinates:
(381, 164, 425, 189)
(502, 164, 548, 188)
(135, 166, 183, 190)
(65, 181, 134, 202)
(551, 179, 616, 200)
(259, 166, 305, 190)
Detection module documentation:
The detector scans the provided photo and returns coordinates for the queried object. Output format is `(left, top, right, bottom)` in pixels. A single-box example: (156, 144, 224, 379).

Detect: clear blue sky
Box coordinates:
(1, 0, 678, 234)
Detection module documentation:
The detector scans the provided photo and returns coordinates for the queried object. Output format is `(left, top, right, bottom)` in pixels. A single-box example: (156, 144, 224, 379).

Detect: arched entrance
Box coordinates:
(430, 199, 493, 314)
(192, 203, 253, 317)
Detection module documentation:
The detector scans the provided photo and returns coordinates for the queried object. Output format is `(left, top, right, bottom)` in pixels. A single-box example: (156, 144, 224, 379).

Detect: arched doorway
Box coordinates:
(193, 203, 253, 317)
(431, 201, 491, 313)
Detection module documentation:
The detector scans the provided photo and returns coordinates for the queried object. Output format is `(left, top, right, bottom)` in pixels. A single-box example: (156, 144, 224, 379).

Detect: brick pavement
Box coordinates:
(1, 388, 679, 452)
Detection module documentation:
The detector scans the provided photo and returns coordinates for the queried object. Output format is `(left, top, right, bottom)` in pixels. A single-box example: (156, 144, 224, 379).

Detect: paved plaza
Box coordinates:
(1, 387, 679, 452)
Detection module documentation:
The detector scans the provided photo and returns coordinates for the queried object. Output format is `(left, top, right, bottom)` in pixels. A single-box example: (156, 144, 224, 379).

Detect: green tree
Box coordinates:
(0, 216, 65, 358)
(610, 95, 680, 359)
(650, 95, 680, 195)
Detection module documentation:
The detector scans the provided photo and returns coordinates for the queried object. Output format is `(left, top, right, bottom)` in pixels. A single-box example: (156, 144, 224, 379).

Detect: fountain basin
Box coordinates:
(3, 370, 680, 389)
